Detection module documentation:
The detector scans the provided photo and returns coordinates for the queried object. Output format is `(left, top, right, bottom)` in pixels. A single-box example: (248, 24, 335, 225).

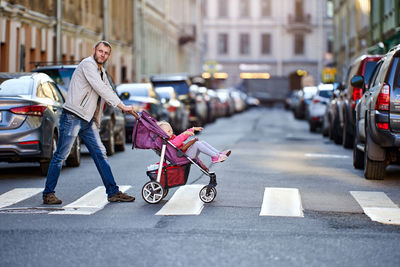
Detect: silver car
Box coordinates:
(0, 72, 80, 175)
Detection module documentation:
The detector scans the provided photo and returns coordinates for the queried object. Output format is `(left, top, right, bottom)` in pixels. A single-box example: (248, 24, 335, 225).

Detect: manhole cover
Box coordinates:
(0, 207, 64, 214)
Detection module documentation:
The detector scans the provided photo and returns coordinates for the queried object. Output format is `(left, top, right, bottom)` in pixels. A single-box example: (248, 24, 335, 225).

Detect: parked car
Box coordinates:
(339, 55, 382, 148)
(189, 84, 208, 125)
(198, 86, 217, 123)
(307, 84, 334, 132)
(285, 90, 301, 110)
(0, 72, 80, 175)
(216, 89, 235, 117)
(155, 86, 190, 133)
(116, 83, 170, 141)
(150, 74, 200, 127)
(230, 89, 247, 113)
(352, 45, 400, 179)
(293, 86, 318, 119)
(32, 65, 126, 156)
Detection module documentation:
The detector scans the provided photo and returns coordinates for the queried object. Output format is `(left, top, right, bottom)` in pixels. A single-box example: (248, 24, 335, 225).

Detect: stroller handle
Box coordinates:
(128, 110, 140, 120)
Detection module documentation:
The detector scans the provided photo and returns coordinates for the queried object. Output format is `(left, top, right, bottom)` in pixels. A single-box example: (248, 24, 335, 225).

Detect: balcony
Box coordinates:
(178, 24, 196, 46)
(286, 13, 312, 33)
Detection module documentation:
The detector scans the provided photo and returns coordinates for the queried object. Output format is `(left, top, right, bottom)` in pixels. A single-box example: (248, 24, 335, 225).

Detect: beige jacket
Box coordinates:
(63, 56, 121, 128)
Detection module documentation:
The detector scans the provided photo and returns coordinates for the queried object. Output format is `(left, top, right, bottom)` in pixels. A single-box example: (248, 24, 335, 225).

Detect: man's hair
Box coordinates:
(94, 40, 112, 51)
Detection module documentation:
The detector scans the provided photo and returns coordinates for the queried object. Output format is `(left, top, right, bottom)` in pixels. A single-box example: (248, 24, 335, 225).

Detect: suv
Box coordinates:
(339, 55, 381, 148)
(352, 46, 400, 179)
(32, 65, 126, 155)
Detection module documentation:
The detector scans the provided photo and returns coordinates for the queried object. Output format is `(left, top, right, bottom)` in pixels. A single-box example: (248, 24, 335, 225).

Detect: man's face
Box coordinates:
(93, 43, 111, 65)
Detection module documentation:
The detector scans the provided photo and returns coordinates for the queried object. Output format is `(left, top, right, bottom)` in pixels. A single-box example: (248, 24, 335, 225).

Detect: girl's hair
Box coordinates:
(157, 121, 170, 128)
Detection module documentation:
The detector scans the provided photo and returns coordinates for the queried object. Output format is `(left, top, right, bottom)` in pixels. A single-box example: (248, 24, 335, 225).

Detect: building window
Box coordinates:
(201, 0, 207, 18)
(239, 0, 250, 18)
(294, 34, 304, 55)
(261, 0, 271, 17)
(326, 0, 333, 18)
(203, 33, 208, 54)
(327, 35, 333, 53)
(261, 34, 271, 54)
(218, 33, 229, 54)
(218, 0, 228, 18)
(240, 33, 250, 55)
(295, 0, 304, 21)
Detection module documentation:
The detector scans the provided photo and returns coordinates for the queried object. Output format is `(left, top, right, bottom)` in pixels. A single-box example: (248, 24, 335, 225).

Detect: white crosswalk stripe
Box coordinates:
(156, 184, 205, 216)
(351, 191, 400, 225)
(259, 187, 304, 217)
(0, 188, 42, 208)
(50, 185, 131, 215)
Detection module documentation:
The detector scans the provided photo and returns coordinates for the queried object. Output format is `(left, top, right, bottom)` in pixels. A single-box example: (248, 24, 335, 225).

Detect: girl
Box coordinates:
(157, 121, 231, 163)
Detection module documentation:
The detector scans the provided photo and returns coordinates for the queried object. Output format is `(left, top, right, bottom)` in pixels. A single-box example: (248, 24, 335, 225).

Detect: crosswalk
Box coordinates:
(0, 186, 399, 225)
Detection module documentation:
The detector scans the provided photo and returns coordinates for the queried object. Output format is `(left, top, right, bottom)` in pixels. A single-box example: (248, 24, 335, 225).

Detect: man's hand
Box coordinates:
(118, 103, 139, 119)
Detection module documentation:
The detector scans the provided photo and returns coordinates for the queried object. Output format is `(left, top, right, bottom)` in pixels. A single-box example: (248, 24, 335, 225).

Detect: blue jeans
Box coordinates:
(43, 110, 119, 198)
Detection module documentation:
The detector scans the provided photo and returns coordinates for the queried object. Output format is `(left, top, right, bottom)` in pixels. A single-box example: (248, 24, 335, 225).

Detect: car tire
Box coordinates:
(353, 131, 364, 170)
(332, 112, 343, 145)
(66, 137, 81, 167)
(40, 133, 57, 176)
(309, 121, 317, 132)
(364, 131, 385, 180)
(115, 125, 126, 152)
(342, 114, 353, 149)
(104, 122, 115, 156)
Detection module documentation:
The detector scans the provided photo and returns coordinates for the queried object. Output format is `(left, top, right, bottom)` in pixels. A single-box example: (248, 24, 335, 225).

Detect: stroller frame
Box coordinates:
(132, 111, 217, 204)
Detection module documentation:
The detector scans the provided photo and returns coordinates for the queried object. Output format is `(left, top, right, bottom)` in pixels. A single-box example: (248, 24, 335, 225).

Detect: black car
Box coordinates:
(0, 72, 80, 175)
(352, 45, 400, 179)
(32, 65, 126, 156)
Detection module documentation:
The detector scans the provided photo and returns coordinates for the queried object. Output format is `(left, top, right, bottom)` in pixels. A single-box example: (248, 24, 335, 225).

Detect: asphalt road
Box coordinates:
(1, 107, 400, 267)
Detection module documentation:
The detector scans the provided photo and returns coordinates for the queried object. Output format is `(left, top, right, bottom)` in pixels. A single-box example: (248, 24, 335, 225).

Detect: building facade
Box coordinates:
(202, 0, 334, 89)
(0, 0, 202, 84)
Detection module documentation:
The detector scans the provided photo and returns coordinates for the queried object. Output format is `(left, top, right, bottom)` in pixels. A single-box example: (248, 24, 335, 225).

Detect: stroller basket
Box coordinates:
(147, 163, 191, 188)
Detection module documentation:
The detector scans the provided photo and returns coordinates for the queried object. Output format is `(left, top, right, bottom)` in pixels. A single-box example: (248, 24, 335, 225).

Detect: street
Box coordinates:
(1, 107, 400, 267)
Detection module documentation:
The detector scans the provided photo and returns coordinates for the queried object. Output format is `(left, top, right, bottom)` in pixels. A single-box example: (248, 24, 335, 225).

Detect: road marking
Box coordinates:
(0, 188, 42, 208)
(50, 185, 131, 215)
(156, 184, 205, 216)
(304, 153, 349, 159)
(351, 191, 400, 225)
(260, 187, 304, 217)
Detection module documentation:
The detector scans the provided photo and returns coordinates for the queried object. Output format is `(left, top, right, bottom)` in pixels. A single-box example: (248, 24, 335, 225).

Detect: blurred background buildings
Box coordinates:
(1, 0, 400, 88)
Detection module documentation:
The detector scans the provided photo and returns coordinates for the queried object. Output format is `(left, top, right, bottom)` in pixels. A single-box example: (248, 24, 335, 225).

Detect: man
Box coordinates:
(43, 40, 138, 204)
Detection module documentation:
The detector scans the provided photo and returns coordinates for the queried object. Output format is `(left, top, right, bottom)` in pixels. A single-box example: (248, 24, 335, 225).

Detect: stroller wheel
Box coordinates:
(142, 181, 164, 204)
(162, 188, 169, 199)
(199, 186, 217, 203)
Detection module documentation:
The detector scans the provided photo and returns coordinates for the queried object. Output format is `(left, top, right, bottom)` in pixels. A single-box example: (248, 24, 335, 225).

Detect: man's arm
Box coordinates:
(118, 103, 139, 119)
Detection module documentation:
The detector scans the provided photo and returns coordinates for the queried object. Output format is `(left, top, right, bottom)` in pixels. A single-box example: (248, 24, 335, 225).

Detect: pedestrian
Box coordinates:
(157, 121, 231, 163)
(42, 40, 138, 204)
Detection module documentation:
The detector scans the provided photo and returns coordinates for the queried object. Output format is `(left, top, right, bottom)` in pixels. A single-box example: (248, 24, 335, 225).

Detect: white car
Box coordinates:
(307, 84, 334, 132)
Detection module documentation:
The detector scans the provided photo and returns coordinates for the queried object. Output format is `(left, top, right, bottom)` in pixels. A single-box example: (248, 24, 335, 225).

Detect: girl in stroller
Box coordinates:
(157, 121, 231, 163)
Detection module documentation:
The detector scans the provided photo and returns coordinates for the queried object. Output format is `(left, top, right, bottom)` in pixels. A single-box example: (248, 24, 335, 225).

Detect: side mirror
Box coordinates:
(120, 92, 130, 100)
(350, 75, 365, 89)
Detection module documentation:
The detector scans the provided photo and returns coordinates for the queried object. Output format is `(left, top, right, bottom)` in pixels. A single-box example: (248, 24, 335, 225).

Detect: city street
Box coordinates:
(1, 107, 400, 266)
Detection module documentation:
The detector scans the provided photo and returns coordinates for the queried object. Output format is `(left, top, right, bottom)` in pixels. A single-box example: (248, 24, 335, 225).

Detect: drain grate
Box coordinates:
(0, 207, 64, 214)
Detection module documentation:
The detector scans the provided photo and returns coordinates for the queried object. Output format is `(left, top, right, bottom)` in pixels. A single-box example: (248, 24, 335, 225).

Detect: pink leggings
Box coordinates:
(185, 140, 219, 158)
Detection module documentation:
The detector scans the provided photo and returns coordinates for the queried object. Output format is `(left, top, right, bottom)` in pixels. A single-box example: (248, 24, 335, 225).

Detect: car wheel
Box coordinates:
(353, 130, 364, 170)
(115, 125, 126, 152)
(363, 131, 385, 180)
(309, 120, 317, 132)
(342, 115, 353, 149)
(66, 137, 81, 167)
(104, 122, 115, 156)
(40, 133, 57, 176)
(332, 112, 343, 145)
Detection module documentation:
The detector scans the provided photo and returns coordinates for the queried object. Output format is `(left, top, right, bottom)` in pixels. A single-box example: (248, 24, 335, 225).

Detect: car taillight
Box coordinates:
(19, 140, 39, 145)
(103, 102, 108, 110)
(312, 98, 320, 103)
(168, 106, 177, 112)
(376, 122, 389, 130)
(375, 84, 390, 111)
(352, 87, 363, 101)
(10, 105, 47, 116)
(141, 103, 151, 111)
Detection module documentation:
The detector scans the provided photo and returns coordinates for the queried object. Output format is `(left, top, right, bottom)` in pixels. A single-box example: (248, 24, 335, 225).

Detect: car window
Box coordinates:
(319, 90, 333, 98)
(364, 61, 378, 85)
(153, 81, 189, 95)
(39, 68, 75, 89)
(369, 61, 383, 88)
(50, 82, 64, 103)
(117, 87, 149, 97)
(37, 81, 57, 101)
(0, 79, 33, 96)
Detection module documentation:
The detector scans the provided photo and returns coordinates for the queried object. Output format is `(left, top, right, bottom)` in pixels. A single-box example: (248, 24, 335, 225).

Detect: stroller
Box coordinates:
(131, 111, 217, 204)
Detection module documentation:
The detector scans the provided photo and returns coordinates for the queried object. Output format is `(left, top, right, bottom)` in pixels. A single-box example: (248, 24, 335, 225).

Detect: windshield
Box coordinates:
(39, 69, 75, 90)
(117, 87, 149, 97)
(153, 81, 189, 95)
(319, 90, 333, 98)
(0, 79, 33, 96)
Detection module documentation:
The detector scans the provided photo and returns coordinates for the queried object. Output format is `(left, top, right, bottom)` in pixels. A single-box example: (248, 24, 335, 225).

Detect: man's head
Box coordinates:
(93, 41, 112, 66)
